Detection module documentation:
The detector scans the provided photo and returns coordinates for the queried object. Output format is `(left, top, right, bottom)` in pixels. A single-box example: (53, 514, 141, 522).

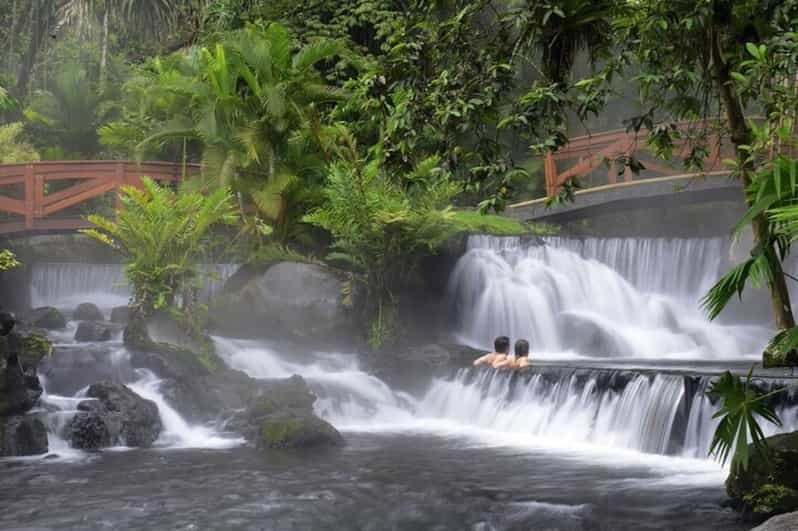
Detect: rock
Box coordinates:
(110, 306, 130, 325)
(73, 303, 104, 322)
(229, 375, 344, 450)
(259, 416, 343, 449)
(67, 382, 162, 450)
(752, 511, 798, 531)
(74, 321, 114, 342)
(727, 431, 798, 521)
(26, 307, 66, 330)
(210, 261, 354, 345)
(38, 344, 136, 396)
(558, 312, 629, 356)
(0, 332, 49, 416)
(0, 415, 48, 456)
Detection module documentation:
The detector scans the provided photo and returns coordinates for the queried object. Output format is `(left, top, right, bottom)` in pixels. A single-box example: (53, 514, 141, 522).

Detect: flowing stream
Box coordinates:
(4, 236, 798, 529)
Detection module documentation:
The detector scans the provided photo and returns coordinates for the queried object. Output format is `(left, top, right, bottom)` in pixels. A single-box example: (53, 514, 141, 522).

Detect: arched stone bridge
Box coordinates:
(0, 161, 198, 234)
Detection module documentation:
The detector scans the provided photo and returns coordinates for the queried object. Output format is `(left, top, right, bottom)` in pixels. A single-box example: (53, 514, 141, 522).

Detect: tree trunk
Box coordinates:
(711, 31, 796, 336)
(15, 0, 43, 98)
(99, 7, 109, 93)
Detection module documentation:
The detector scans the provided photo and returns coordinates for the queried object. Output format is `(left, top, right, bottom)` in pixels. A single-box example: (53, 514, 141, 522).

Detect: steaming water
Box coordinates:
(8, 237, 798, 529)
(30, 262, 238, 310)
(128, 369, 244, 449)
(34, 345, 241, 457)
(449, 236, 771, 359)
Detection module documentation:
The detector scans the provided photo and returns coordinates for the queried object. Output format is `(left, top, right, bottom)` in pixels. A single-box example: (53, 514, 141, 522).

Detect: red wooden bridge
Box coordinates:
(0, 161, 198, 234)
(0, 122, 738, 234)
(507, 121, 738, 221)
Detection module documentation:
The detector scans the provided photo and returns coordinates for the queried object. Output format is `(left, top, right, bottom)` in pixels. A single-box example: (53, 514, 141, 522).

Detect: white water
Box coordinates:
(30, 262, 238, 311)
(35, 345, 241, 457)
(22, 238, 797, 478)
(128, 369, 243, 449)
(448, 236, 771, 359)
(214, 337, 417, 427)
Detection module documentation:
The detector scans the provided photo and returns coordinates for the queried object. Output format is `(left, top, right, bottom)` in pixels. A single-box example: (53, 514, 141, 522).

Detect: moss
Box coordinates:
(763, 347, 798, 368)
(743, 484, 798, 518)
(261, 418, 305, 448)
(20, 333, 52, 365)
(446, 210, 556, 237)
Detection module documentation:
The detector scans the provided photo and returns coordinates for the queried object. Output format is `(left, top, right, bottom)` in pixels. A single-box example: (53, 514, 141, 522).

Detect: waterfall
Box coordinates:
(449, 236, 771, 358)
(214, 337, 418, 427)
(417, 367, 798, 458)
(30, 263, 239, 310)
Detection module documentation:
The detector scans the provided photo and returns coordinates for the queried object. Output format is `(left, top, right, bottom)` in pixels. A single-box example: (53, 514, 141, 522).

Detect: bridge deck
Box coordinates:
(505, 172, 741, 222)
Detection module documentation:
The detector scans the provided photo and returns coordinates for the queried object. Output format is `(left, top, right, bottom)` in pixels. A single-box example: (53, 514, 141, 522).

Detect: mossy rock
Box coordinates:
(763, 348, 798, 368)
(26, 307, 67, 330)
(727, 431, 798, 520)
(73, 303, 104, 322)
(258, 415, 344, 450)
(743, 484, 798, 519)
(124, 314, 223, 374)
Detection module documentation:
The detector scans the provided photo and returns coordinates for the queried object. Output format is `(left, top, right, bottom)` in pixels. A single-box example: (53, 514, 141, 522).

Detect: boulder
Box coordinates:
(210, 261, 354, 344)
(0, 332, 48, 416)
(26, 307, 66, 330)
(110, 306, 130, 325)
(74, 321, 113, 342)
(0, 414, 48, 456)
(727, 431, 798, 521)
(73, 303, 104, 322)
(67, 382, 162, 450)
(753, 511, 798, 531)
(558, 312, 629, 356)
(228, 375, 344, 450)
(38, 344, 136, 397)
(259, 415, 344, 450)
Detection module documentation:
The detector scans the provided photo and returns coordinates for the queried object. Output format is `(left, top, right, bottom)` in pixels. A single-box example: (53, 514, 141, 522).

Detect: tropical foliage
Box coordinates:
(708, 370, 783, 472)
(81, 177, 238, 317)
(0, 250, 21, 272)
(0, 123, 40, 163)
(304, 132, 458, 348)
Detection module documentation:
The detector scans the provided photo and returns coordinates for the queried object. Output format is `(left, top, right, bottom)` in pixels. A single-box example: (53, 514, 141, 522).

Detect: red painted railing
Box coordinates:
(543, 122, 728, 196)
(0, 161, 199, 234)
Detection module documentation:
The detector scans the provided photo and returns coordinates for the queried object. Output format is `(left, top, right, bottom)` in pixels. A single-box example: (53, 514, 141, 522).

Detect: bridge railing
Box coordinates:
(543, 121, 729, 197)
(0, 160, 199, 234)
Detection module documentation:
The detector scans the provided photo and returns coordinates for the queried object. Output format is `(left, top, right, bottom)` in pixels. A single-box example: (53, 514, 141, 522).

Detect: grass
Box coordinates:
(448, 210, 558, 237)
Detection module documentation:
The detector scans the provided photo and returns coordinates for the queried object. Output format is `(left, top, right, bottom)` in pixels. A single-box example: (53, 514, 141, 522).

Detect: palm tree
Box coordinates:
(514, 0, 615, 85)
(58, 0, 183, 89)
(24, 60, 107, 156)
(137, 23, 349, 229)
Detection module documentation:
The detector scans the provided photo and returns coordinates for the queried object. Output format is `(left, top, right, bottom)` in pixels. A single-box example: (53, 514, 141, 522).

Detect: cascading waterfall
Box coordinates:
(418, 367, 798, 458)
(30, 263, 238, 310)
(449, 236, 771, 358)
(37, 347, 241, 453)
(214, 337, 417, 427)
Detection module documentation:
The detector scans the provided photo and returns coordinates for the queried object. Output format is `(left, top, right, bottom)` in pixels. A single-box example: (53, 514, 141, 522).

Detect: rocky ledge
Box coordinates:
(67, 382, 162, 450)
(124, 313, 344, 450)
(0, 329, 52, 456)
(726, 431, 798, 522)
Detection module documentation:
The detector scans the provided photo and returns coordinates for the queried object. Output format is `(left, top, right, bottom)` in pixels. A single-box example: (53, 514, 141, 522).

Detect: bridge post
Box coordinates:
(114, 162, 125, 211)
(23, 164, 34, 229)
(544, 151, 557, 196)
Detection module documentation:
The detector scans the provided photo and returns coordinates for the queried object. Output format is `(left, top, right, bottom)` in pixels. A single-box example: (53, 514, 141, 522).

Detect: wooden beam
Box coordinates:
(0, 196, 25, 215)
(42, 181, 117, 216)
(42, 178, 105, 207)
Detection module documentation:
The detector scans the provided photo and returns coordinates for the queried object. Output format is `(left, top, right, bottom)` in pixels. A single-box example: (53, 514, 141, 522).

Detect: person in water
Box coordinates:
(473, 336, 510, 367)
(493, 339, 531, 369)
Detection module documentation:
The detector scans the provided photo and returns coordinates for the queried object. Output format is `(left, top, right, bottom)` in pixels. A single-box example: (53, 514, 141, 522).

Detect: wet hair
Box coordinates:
(494, 336, 510, 354)
(514, 339, 530, 358)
